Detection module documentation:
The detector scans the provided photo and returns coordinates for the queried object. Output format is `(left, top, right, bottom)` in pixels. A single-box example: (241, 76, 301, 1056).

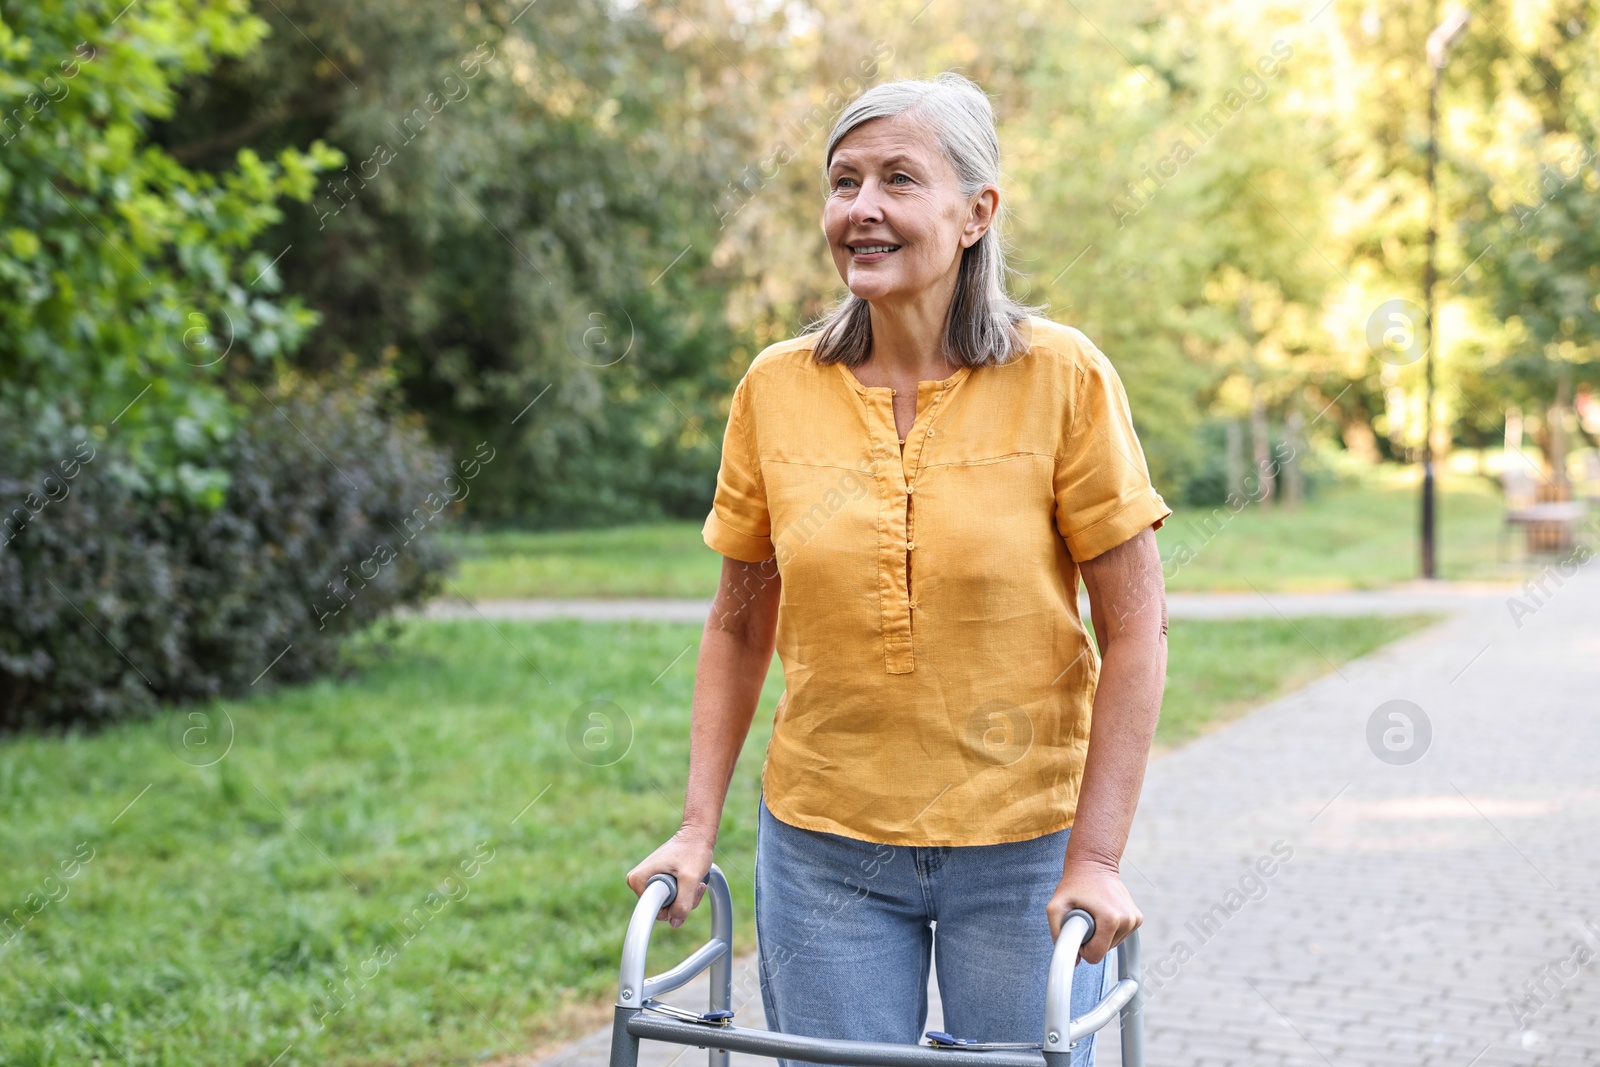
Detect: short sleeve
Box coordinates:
(702, 375, 776, 562)
(1053, 345, 1173, 562)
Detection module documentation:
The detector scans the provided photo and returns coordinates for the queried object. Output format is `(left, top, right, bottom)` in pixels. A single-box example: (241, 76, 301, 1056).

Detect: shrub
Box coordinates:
(0, 373, 455, 731)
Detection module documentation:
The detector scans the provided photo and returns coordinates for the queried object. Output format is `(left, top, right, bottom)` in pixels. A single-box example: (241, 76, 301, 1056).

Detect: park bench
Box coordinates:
(1500, 463, 1585, 559)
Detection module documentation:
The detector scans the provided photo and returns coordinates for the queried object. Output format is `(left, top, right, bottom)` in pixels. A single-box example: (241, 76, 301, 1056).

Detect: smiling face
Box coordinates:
(822, 113, 997, 308)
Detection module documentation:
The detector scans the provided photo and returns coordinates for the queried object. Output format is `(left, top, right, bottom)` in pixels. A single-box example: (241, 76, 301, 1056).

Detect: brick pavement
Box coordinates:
(1115, 565, 1599, 1066)
(528, 567, 1599, 1067)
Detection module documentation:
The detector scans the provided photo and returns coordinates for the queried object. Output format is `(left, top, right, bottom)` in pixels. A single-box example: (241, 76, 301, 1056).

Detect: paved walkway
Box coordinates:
(521, 570, 1598, 1067)
(421, 583, 1513, 624)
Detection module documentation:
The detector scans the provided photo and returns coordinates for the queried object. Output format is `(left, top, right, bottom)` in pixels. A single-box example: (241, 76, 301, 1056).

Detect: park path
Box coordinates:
(421, 583, 1512, 624)
(515, 569, 1599, 1067)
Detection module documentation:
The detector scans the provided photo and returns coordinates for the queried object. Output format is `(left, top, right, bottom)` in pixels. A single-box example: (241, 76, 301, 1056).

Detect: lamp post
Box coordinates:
(1420, 4, 1470, 580)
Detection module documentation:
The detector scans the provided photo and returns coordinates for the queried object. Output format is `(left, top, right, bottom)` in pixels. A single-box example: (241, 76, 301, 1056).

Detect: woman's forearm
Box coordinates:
(1067, 526, 1168, 873)
(680, 560, 781, 846)
(1063, 629, 1166, 871)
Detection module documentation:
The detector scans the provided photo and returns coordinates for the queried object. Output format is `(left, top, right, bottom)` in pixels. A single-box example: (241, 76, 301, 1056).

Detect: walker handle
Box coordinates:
(1044, 908, 1145, 1065)
(617, 868, 733, 1006)
(645, 871, 680, 908)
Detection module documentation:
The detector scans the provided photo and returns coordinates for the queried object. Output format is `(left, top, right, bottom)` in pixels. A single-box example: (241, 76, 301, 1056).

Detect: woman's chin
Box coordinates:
(844, 274, 904, 303)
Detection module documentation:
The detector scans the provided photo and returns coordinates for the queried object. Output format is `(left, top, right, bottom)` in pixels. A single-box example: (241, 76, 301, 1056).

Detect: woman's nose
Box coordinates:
(849, 179, 885, 225)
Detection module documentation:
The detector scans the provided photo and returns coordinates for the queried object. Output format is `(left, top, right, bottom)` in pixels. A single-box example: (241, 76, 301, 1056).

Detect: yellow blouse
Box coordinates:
(702, 316, 1172, 846)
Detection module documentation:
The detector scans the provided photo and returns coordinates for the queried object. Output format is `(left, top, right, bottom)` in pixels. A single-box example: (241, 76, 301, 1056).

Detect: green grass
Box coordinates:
(1158, 467, 1509, 591)
(440, 524, 723, 600)
(443, 468, 1515, 601)
(0, 613, 1437, 1066)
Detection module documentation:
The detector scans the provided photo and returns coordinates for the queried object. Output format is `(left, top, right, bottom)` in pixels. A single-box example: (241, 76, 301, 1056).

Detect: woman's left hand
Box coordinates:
(1045, 858, 1142, 965)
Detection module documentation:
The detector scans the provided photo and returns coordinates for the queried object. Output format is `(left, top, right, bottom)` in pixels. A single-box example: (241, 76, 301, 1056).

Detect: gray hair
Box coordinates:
(803, 71, 1042, 368)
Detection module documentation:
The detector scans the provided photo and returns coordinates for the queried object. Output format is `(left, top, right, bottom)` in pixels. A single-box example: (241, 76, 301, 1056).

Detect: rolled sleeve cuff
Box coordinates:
(1064, 489, 1172, 563)
(702, 510, 775, 563)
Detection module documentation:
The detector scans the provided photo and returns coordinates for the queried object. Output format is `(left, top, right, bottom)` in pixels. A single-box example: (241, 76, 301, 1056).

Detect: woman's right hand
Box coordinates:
(626, 825, 716, 927)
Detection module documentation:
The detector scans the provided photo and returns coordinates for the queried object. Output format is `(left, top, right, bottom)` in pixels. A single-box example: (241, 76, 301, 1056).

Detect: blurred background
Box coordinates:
(2, 0, 1597, 1064)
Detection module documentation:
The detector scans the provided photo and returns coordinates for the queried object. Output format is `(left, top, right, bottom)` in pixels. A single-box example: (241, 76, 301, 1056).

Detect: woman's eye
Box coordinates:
(891, 173, 911, 184)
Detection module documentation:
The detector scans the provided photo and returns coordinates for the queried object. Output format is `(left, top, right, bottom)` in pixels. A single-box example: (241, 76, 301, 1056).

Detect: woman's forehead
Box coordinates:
(829, 115, 940, 169)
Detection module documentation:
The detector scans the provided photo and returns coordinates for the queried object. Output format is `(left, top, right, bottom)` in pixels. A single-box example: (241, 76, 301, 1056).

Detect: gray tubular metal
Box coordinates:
(1042, 913, 1145, 1066)
(1042, 912, 1091, 1054)
(613, 867, 1142, 1067)
(1116, 928, 1146, 1067)
(1066, 979, 1139, 1042)
(609, 1006, 641, 1067)
(705, 866, 733, 1067)
(614, 867, 734, 1067)
(642, 939, 731, 1002)
(628, 1014, 1046, 1067)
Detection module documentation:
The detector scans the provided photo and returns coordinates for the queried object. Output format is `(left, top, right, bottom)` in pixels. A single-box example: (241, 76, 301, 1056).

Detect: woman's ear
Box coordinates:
(961, 184, 1000, 248)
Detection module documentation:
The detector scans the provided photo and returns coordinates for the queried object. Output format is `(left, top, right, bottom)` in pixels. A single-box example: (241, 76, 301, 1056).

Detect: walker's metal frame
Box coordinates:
(608, 866, 1144, 1067)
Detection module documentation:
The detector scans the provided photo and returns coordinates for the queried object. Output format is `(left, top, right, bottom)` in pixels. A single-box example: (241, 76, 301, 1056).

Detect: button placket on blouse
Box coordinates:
(905, 383, 947, 573)
(837, 363, 969, 674)
(867, 387, 914, 673)
(896, 374, 965, 673)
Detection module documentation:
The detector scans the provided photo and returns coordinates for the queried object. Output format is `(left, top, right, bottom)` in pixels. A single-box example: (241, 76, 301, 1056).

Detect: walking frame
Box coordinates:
(608, 867, 1145, 1067)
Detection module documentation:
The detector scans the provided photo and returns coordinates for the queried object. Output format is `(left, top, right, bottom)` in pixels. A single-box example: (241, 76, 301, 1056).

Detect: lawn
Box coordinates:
(440, 525, 723, 600)
(441, 468, 1517, 601)
(1156, 466, 1511, 591)
(0, 612, 1437, 1066)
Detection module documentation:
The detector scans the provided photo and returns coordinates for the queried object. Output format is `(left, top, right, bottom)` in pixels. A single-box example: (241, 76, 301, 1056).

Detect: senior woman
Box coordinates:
(627, 72, 1170, 1066)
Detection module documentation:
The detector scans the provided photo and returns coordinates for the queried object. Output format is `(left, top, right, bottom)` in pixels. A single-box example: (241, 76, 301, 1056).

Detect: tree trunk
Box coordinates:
(1550, 370, 1571, 488)
(1226, 419, 1245, 501)
(1284, 410, 1304, 509)
(1251, 388, 1275, 507)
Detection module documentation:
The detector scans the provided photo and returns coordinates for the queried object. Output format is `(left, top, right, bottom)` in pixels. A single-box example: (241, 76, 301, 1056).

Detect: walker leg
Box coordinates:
(608, 1006, 641, 1067)
(1118, 932, 1146, 1067)
(708, 865, 733, 1067)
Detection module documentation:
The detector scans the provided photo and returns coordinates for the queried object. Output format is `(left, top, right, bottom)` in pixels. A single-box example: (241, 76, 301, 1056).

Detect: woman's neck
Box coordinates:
(862, 280, 960, 379)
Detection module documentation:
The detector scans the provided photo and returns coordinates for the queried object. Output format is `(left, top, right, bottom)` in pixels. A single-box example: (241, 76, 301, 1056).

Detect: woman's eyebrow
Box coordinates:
(828, 151, 920, 174)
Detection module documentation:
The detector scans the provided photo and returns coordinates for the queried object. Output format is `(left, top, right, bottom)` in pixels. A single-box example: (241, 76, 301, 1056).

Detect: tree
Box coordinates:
(0, 0, 337, 502)
(154, 0, 767, 525)
(1456, 0, 1600, 471)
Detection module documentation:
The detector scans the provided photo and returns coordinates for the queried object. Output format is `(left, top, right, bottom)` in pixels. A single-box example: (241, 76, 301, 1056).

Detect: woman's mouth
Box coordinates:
(849, 243, 901, 260)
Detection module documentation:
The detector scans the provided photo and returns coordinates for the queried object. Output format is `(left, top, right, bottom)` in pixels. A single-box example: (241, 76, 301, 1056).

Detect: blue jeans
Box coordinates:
(754, 794, 1112, 1066)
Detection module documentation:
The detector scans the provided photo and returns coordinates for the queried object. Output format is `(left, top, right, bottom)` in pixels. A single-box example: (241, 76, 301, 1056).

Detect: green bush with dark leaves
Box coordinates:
(0, 372, 455, 731)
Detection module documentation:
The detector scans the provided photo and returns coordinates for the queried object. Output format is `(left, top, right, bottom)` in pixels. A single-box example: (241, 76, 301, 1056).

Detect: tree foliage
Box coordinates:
(1456, 0, 1600, 431)
(16, 0, 1600, 527)
(0, 0, 339, 499)
(154, 0, 765, 524)
(1, 1, 459, 726)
